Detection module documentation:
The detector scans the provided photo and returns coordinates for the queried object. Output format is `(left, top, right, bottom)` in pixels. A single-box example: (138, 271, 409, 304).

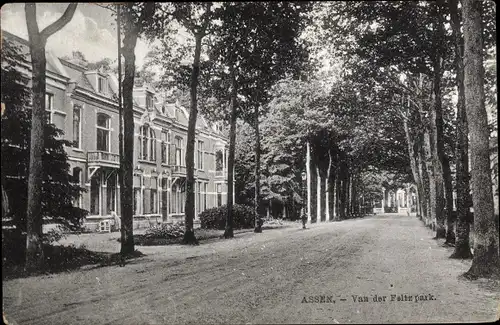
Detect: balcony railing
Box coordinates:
(172, 165, 186, 176)
(87, 151, 120, 166)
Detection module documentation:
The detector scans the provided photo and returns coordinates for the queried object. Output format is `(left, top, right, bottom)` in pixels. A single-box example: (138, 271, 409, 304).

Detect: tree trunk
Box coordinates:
(183, 33, 203, 244)
(25, 45, 46, 272)
(254, 104, 262, 233)
(449, 0, 472, 259)
(121, 19, 140, 254)
(462, 0, 499, 278)
(325, 150, 332, 221)
(351, 174, 357, 215)
(348, 174, 352, 216)
(117, 4, 125, 238)
(224, 65, 237, 239)
(417, 138, 426, 221)
(316, 164, 321, 223)
(422, 124, 437, 229)
(443, 155, 456, 244)
(417, 136, 430, 223)
(24, 3, 77, 271)
(306, 140, 312, 224)
(334, 163, 341, 221)
(340, 166, 348, 219)
(431, 0, 447, 239)
(332, 168, 337, 220)
(403, 109, 424, 219)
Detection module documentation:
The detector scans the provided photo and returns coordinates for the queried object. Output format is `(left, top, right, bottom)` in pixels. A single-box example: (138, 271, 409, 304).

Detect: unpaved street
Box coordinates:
(3, 214, 499, 324)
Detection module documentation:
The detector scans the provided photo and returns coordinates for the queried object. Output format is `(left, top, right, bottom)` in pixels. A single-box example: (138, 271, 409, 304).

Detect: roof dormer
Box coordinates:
(85, 69, 108, 95)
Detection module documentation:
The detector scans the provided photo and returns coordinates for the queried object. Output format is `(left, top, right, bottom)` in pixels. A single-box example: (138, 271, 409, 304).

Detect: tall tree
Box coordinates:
(462, 0, 499, 279)
(430, 0, 448, 239)
(120, 2, 156, 255)
(209, 2, 311, 236)
(173, 3, 216, 244)
(240, 2, 312, 232)
(24, 3, 77, 272)
(224, 68, 237, 238)
(325, 1, 453, 236)
(449, 0, 472, 259)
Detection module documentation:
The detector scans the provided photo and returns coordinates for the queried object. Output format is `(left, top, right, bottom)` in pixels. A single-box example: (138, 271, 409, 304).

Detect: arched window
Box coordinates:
(175, 137, 183, 166)
(161, 130, 170, 164)
(139, 124, 157, 161)
(149, 128, 156, 162)
(96, 113, 110, 152)
(73, 105, 81, 149)
(215, 150, 223, 172)
(141, 125, 148, 160)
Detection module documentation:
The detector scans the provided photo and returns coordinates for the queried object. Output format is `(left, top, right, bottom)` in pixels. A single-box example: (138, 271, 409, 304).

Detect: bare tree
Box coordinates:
(24, 3, 78, 272)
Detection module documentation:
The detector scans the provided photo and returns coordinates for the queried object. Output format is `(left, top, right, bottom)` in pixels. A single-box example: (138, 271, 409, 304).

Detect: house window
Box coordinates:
(215, 150, 223, 172)
(141, 126, 148, 160)
(96, 113, 110, 152)
(203, 183, 207, 210)
(216, 183, 222, 207)
(224, 149, 228, 170)
(73, 105, 81, 148)
(146, 93, 154, 109)
(98, 76, 106, 94)
(175, 137, 183, 166)
(197, 140, 204, 170)
(161, 130, 170, 164)
(151, 177, 158, 214)
(161, 178, 169, 216)
(150, 129, 156, 162)
(172, 182, 186, 214)
(172, 183, 183, 214)
(197, 181, 202, 213)
(140, 125, 156, 161)
(45, 93, 54, 124)
(133, 187, 141, 215)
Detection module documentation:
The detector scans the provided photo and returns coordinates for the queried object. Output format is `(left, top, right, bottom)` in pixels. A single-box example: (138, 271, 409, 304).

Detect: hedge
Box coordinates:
(199, 204, 255, 230)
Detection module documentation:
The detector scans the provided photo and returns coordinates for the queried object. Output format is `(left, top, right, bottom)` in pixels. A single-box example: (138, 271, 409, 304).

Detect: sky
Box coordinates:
(0, 3, 152, 68)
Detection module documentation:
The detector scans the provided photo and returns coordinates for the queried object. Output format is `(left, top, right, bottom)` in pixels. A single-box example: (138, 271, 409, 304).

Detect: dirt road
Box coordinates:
(3, 214, 499, 324)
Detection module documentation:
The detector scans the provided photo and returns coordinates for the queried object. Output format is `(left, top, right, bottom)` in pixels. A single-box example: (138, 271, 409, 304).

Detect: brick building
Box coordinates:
(3, 31, 230, 231)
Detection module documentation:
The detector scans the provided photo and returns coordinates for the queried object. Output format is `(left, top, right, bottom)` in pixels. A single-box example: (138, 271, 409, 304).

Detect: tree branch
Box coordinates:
(40, 3, 78, 41)
(175, 10, 197, 32)
(138, 2, 156, 31)
(25, 3, 40, 41)
(199, 2, 213, 37)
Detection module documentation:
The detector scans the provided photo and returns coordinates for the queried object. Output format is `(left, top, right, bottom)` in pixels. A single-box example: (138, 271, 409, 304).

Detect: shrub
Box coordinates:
(199, 204, 255, 230)
(43, 229, 65, 244)
(144, 222, 185, 239)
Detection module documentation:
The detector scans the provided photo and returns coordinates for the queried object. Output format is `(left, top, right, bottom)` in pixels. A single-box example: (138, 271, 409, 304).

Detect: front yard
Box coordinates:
(2, 219, 295, 280)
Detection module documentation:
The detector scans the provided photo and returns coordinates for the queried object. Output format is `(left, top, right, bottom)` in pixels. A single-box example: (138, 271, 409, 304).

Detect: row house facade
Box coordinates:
(3, 31, 231, 231)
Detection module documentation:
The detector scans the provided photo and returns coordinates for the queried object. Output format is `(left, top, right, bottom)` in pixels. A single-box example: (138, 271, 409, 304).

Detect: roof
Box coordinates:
(2, 29, 228, 141)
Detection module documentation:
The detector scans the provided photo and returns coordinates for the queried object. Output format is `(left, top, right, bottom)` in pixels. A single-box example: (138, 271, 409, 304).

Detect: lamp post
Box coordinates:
(301, 171, 307, 229)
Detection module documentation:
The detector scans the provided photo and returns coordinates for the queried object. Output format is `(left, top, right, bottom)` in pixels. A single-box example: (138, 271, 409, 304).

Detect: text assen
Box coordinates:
(301, 296, 336, 304)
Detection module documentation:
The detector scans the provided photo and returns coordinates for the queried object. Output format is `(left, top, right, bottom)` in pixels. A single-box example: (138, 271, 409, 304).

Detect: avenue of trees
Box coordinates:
(2, 1, 497, 279)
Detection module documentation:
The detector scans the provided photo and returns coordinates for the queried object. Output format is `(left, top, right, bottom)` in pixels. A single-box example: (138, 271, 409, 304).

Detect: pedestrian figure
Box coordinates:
(111, 211, 120, 232)
(301, 208, 307, 229)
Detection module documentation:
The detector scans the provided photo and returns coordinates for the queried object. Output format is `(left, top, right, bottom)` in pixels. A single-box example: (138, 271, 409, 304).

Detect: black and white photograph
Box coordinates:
(1, 2, 499, 324)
